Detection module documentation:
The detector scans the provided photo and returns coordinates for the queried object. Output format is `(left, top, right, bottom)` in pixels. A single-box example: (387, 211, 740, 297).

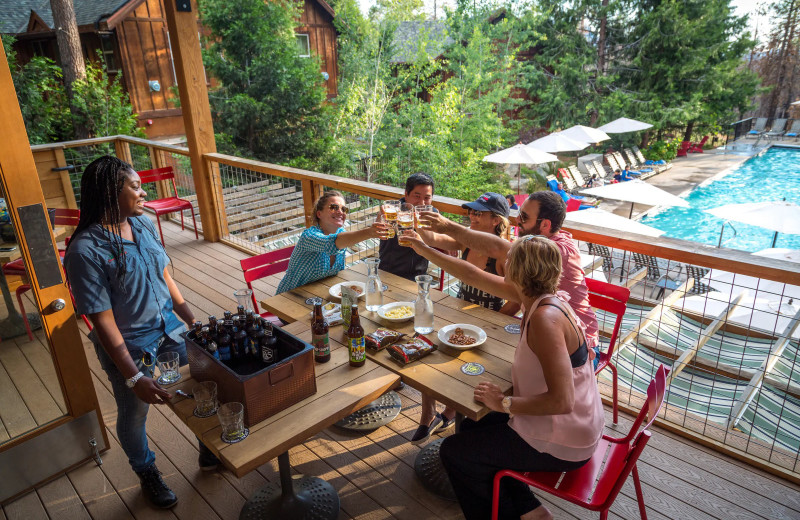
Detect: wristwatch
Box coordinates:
(501, 395, 513, 414)
(125, 371, 145, 388)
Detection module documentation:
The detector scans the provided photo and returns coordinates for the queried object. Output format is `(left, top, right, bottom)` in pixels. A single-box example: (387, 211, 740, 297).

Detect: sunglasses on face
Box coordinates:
(517, 212, 542, 225)
(468, 209, 486, 218)
(328, 203, 350, 214)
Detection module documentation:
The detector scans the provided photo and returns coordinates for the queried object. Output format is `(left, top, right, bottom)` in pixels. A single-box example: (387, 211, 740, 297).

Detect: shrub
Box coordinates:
(645, 139, 679, 161)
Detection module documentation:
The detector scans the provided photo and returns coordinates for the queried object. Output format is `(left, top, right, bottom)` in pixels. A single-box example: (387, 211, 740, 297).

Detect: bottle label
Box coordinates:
(312, 333, 330, 357)
(262, 345, 275, 364)
(348, 336, 366, 363)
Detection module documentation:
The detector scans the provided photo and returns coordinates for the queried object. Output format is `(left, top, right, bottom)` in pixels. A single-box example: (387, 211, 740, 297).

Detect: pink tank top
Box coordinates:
(508, 293, 605, 462)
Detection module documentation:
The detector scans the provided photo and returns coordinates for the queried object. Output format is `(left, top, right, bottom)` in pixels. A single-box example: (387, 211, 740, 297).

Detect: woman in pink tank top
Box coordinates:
(439, 235, 605, 520)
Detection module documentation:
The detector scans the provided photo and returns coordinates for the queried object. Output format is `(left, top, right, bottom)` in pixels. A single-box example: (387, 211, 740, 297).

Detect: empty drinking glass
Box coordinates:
(193, 381, 218, 418)
(156, 351, 181, 385)
(234, 288, 254, 312)
(218, 402, 248, 443)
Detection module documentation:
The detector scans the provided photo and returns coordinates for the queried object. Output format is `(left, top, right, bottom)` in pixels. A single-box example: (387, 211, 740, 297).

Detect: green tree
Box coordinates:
(200, 0, 328, 163)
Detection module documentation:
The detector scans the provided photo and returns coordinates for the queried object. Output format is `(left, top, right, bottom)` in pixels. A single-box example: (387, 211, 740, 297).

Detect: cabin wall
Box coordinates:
(298, 0, 338, 98)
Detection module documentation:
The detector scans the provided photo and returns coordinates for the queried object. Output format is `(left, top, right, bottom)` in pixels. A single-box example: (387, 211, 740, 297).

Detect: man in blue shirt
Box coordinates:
(64, 156, 216, 509)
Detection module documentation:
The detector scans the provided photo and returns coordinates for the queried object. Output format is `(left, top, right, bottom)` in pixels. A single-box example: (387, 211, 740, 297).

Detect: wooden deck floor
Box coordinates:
(3, 219, 800, 520)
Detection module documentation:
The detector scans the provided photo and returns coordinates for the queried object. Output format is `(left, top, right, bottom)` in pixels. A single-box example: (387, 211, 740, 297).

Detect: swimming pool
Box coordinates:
(641, 146, 800, 252)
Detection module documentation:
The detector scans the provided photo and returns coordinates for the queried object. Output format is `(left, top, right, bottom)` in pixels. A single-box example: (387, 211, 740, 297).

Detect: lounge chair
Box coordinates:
(632, 145, 671, 171)
(747, 117, 768, 137)
(587, 243, 621, 278)
(684, 265, 713, 294)
(557, 168, 580, 193)
(688, 136, 709, 153)
(546, 178, 593, 208)
(567, 165, 589, 187)
(624, 148, 664, 175)
(766, 118, 788, 139)
(613, 151, 654, 178)
(785, 120, 800, 139)
(591, 159, 613, 180)
(676, 141, 691, 157)
(631, 252, 680, 298)
(605, 153, 641, 179)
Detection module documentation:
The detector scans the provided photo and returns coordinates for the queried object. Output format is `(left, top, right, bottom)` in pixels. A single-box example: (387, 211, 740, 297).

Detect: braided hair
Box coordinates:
(67, 155, 135, 292)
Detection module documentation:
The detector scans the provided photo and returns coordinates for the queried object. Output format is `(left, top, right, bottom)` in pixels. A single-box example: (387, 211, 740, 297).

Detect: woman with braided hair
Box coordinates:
(64, 156, 217, 509)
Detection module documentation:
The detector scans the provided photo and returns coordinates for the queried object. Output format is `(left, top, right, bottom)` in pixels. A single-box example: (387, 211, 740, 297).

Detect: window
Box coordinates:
(100, 36, 119, 73)
(295, 34, 310, 58)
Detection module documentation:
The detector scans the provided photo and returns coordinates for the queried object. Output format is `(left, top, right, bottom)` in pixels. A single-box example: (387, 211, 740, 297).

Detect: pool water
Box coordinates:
(641, 146, 800, 252)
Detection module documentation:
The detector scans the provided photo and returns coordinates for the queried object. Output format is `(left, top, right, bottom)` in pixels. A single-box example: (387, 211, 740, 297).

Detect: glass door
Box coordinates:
(0, 42, 106, 504)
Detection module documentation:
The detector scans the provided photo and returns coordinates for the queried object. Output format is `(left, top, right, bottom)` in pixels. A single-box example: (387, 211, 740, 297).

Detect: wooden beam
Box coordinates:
(162, 0, 225, 241)
(728, 306, 800, 429)
(666, 291, 747, 386)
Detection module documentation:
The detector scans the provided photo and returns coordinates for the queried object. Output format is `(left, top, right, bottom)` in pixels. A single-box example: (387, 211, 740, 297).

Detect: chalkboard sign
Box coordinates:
(17, 203, 63, 290)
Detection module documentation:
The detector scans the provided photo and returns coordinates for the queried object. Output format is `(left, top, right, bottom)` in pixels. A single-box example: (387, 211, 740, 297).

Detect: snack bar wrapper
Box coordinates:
(387, 333, 437, 365)
(308, 302, 343, 326)
(365, 327, 406, 351)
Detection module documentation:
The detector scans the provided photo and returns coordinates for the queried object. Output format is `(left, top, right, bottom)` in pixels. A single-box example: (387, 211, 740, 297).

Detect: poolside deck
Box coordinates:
(3, 218, 800, 520)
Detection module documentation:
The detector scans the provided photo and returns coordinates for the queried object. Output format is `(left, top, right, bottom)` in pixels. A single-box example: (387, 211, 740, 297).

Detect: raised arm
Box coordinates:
(404, 231, 518, 303)
(417, 228, 462, 251)
(335, 221, 386, 249)
(419, 211, 511, 260)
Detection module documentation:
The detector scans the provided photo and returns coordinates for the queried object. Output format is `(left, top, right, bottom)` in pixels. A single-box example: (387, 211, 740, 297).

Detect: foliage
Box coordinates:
(71, 58, 144, 138)
(644, 139, 679, 161)
(200, 0, 328, 164)
(751, 0, 800, 118)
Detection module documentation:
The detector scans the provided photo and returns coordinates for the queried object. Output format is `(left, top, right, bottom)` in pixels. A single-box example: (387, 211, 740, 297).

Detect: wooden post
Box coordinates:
(114, 139, 132, 164)
(163, 0, 225, 241)
(301, 179, 324, 228)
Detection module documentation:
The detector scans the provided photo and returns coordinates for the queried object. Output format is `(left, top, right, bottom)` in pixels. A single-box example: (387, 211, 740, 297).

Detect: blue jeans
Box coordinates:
(94, 326, 187, 473)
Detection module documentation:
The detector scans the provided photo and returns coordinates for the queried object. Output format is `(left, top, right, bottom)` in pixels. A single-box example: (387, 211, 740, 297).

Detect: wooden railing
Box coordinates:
(30, 135, 800, 484)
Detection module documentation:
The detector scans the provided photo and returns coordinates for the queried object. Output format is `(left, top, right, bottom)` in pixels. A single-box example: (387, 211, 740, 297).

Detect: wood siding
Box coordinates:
(297, 0, 338, 98)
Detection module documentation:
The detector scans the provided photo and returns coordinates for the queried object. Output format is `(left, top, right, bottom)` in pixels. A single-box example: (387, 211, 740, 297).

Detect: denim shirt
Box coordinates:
(276, 225, 346, 294)
(64, 216, 182, 352)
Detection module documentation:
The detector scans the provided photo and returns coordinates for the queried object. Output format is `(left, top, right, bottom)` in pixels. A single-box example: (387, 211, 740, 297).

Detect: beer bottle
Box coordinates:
(236, 305, 246, 320)
(192, 320, 203, 340)
(311, 303, 330, 363)
(347, 305, 365, 367)
(208, 316, 218, 342)
(248, 317, 261, 358)
(261, 319, 278, 365)
(217, 328, 232, 362)
(199, 326, 211, 350)
(232, 318, 247, 360)
(207, 339, 220, 360)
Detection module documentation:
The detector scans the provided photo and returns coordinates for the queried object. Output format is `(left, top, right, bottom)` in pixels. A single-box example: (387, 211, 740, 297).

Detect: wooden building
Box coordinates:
(1, 0, 339, 139)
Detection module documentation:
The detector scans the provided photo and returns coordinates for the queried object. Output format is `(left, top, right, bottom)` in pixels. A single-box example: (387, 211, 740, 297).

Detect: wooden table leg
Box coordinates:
(239, 451, 339, 520)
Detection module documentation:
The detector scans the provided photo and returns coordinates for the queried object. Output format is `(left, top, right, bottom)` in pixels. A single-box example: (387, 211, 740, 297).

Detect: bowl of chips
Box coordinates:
(377, 301, 415, 322)
(329, 281, 365, 299)
(437, 324, 487, 350)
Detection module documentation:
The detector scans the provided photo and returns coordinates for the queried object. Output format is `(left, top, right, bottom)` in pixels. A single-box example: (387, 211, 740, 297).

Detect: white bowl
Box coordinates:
(438, 324, 487, 350)
(329, 281, 366, 300)
(377, 301, 415, 322)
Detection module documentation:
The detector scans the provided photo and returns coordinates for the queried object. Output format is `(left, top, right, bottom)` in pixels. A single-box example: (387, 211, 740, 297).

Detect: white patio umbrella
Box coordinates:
(559, 125, 611, 144)
(597, 117, 653, 134)
(752, 248, 800, 263)
(581, 179, 689, 218)
(527, 132, 590, 153)
(706, 201, 800, 247)
(483, 144, 558, 194)
(565, 208, 665, 237)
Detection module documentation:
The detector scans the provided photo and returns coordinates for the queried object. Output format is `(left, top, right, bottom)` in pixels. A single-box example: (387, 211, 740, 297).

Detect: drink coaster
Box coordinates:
(504, 323, 521, 334)
(193, 406, 217, 418)
(157, 373, 181, 386)
(461, 362, 485, 375)
(221, 428, 249, 444)
(306, 296, 323, 305)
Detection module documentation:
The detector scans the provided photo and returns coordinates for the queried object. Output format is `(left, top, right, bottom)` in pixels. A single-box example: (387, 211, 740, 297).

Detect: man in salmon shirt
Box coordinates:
(415, 191, 599, 357)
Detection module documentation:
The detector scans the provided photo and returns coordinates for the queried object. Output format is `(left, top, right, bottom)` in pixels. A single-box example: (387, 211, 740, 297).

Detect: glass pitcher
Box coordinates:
(414, 274, 434, 334)
(365, 258, 384, 311)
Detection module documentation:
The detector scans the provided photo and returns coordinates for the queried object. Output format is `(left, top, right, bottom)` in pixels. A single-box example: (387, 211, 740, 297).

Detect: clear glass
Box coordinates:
(234, 288, 254, 311)
(365, 257, 384, 312)
(415, 204, 433, 228)
(218, 402, 247, 442)
(414, 274, 434, 334)
(156, 351, 181, 385)
(397, 203, 414, 246)
(383, 199, 400, 222)
(192, 381, 218, 417)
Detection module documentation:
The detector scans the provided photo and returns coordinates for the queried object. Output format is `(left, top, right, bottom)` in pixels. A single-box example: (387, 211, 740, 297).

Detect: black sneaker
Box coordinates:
(410, 413, 443, 445)
(198, 442, 221, 471)
(433, 414, 456, 435)
(136, 464, 178, 509)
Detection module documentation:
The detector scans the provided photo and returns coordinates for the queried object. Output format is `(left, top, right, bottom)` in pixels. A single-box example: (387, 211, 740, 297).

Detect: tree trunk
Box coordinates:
(683, 121, 694, 142)
(50, 0, 88, 138)
(596, 0, 609, 74)
(640, 130, 650, 149)
(767, 0, 798, 119)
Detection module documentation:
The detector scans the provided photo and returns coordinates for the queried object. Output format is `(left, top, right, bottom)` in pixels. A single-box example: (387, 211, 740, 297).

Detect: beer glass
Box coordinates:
(218, 402, 248, 443)
(233, 289, 254, 312)
(193, 381, 218, 418)
(377, 213, 395, 239)
(382, 200, 400, 222)
(397, 203, 414, 246)
(415, 204, 433, 228)
(156, 351, 181, 385)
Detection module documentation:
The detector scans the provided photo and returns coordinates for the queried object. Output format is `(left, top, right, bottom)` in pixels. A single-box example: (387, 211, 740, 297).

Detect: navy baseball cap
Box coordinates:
(462, 192, 510, 218)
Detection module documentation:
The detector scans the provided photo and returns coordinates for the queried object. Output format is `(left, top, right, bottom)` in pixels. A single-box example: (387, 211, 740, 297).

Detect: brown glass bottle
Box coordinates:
(311, 303, 330, 363)
(347, 305, 365, 367)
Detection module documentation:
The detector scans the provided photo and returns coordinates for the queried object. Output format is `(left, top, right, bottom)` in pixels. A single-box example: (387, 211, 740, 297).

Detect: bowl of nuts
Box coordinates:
(437, 324, 487, 350)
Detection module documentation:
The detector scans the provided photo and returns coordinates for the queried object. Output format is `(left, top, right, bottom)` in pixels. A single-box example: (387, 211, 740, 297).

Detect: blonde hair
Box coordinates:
(494, 215, 510, 241)
(506, 235, 562, 297)
(311, 190, 344, 226)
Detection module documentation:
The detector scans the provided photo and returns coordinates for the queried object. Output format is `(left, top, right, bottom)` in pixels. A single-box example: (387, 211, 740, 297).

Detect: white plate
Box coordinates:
(437, 324, 487, 350)
(377, 301, 415, 322)
(329, 281, 366, 299)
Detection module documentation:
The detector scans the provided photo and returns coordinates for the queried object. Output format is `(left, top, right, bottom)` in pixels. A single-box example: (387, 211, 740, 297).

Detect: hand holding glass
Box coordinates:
(156, 351, 180, 385)
(415, 205, 433, 228)
(397, 203, 414, 246)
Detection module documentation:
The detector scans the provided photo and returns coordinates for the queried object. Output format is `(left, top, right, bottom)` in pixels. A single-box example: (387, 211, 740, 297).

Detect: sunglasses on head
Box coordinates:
(328, 203, 350, 214)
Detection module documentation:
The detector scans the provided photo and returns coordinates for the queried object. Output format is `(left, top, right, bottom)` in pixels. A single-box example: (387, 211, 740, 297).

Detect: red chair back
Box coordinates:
(586, 277, 629, 362)
(240, 247, 295, 311)
(677, 140, 691, 157)
(53, 208, 80, 227)
(565, 198, 582, 212)
(138, 166, 179, 198)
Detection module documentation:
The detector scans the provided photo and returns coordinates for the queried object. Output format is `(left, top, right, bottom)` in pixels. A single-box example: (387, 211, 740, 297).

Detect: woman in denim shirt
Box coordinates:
(277, 190, 386, 294)
(64, 156, 213, 509)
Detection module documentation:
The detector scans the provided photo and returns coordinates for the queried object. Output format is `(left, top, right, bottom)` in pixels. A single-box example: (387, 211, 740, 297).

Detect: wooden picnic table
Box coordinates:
(164, 341, 399, 518)
(261, 262, 517, 422)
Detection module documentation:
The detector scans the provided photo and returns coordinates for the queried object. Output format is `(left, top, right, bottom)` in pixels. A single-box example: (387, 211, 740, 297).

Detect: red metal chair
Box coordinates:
(586, 277, 630, 424)
(491, 364, 669, 520)
(240, 247, 295, 327)
(138, 166, 198, 246)
(688, 135, 709, 153)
